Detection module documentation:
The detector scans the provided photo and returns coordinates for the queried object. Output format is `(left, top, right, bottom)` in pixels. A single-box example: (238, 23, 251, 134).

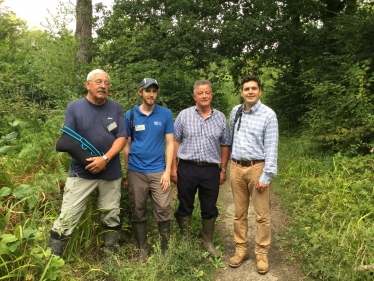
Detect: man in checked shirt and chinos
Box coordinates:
(171, 80, 231, 258)
(228, 75, 278, 274)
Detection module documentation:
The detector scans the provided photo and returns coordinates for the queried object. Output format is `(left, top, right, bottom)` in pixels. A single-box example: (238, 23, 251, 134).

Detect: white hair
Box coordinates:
(86, 69, 110, 82)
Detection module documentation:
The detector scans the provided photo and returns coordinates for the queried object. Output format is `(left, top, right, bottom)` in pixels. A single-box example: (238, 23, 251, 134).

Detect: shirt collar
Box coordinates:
(194, 105, 214, 114)
(136, 103, 159, 115)
(245, 100, 262, 114)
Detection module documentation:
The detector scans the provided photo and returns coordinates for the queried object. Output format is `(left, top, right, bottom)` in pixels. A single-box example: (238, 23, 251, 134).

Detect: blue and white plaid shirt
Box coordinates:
(230, 100, 278, 184)
(174, 106, 231, 164)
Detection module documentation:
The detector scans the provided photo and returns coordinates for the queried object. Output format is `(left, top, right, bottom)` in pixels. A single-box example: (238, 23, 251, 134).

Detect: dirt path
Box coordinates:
(214, 170, 309, 281)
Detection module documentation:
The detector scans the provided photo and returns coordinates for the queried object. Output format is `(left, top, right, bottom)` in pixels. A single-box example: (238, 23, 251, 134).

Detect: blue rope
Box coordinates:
(60, 126, 104, 157)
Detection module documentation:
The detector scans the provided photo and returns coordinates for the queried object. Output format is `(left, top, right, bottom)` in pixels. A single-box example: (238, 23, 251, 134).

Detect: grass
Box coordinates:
(0, 184, 224, 280)
(272, 135, 374, 280)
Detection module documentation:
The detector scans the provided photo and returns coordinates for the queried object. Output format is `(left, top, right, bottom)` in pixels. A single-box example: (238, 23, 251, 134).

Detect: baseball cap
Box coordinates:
(140, 78, 159, 88)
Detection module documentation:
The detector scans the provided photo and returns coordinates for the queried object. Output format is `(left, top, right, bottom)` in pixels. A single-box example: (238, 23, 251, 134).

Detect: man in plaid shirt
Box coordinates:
(229, 75, 278, 274)
(171, 80, 231, 258)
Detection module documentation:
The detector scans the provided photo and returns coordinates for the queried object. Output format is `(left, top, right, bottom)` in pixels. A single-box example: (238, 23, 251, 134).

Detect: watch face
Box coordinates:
(221, 168, 226, 173)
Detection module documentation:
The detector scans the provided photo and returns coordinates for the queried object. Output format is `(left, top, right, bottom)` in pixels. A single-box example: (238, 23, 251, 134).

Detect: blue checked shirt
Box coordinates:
(230, 100, 278, 184)
(174, 106, 231, 164)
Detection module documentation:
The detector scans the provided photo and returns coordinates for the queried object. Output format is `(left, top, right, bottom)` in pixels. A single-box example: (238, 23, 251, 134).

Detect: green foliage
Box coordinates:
(2, 0, 374, 279)
(273, 136, 374, 280)
(304, 59, 374, 154)
(0, 5, 27, 41)
(95, 0, 231, 115)
(0, 2, 83, 109)
(101, 235, 218, 281)
(1, 28, 81, 107)
(0, 117, 20, 156)
(297, 4, 374, 154)
(0, 187, 65, 280)
(206, 0, 374, 142)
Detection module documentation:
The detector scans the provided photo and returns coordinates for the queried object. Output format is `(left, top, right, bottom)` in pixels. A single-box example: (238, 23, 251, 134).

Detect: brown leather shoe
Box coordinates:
(256, 254, 269, 274)
(228, 250, 249, 268)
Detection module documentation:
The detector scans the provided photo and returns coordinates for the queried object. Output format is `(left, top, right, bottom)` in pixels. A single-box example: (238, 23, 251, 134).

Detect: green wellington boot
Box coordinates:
(132, 221, 149, 263)
(103, 229, 121, 266)
(202, 217, 220, 258)
(175, 214, 192, 235)
(158, 221, 171, 256)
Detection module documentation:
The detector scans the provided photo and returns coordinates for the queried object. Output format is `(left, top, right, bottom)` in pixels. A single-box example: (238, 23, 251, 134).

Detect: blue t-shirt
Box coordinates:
(64, 97, 126, 179)
(125, 104, 174, 173)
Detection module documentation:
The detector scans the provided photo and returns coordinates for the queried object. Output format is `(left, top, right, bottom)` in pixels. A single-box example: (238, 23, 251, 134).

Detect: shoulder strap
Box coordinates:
(231, 103, 245, 152)
(130, 107, 135, 140)
(234, 103, 244, 131)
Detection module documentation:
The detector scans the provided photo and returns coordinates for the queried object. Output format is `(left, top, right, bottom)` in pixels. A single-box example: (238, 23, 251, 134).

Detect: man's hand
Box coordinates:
(170, 167, 177, 184)
(160, 171, 171, 191)
(85, 157, 107, 174)
(256, 181, 269, 192)
(219, 171, 227, 185)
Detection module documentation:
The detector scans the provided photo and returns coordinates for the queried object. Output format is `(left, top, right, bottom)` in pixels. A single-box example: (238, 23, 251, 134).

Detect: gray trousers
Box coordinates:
(52, 177, 122, 237)
(128, 171, 171, 223)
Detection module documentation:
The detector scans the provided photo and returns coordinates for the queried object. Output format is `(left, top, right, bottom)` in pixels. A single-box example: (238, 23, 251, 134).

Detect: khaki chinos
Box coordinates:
(230, 161, 271, 254)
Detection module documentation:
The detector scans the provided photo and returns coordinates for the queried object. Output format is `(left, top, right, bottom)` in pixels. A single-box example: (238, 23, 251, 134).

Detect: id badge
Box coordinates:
(107, 122, 117, 132)
(135, 124, 145, 131)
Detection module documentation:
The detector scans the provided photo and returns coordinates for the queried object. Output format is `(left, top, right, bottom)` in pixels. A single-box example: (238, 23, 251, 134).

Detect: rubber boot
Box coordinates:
(103, 229, 121, 267)
(202, 217, 220, 258)
(175, 214, 192, 235)
(103, 229, 121, 252)
(132, 221, 149, 263)
(47, 230, 70, 257)
(158, 221, 171, 256)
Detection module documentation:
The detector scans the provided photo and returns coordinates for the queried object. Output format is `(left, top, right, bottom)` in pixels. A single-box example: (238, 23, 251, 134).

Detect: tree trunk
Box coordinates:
(75, 0, 92, 63)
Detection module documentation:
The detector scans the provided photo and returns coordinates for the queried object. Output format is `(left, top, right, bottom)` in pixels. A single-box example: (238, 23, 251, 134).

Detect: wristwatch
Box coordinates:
(103, 155, 110, 164)
(221, 168, 226, 173)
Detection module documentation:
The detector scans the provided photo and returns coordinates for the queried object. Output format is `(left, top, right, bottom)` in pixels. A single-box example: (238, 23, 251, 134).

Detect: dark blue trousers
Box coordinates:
(175, 160, 220, 219)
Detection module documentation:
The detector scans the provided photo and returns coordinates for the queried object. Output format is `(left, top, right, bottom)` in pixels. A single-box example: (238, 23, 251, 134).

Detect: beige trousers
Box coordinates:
(52, 177, 122, 237)
(230, 161, 271, 254)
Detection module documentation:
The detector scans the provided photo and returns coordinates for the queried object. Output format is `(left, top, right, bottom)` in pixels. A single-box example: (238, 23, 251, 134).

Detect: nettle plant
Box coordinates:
(0, 109, 68, 280)
(0, 118, 20, 156)
(0, 185, 65, 280)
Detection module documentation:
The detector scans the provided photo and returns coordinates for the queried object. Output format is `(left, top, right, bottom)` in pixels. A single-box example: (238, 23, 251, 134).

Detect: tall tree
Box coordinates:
(95, 0, 229, 113)
(75, 0, 92, 63)
(95, 0, 374, 155)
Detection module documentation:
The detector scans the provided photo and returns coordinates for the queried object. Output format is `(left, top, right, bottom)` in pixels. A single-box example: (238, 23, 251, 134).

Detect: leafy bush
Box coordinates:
(304, 59, 374, 155)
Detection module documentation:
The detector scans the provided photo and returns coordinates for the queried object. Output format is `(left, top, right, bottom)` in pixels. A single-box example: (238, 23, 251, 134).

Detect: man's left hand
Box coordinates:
(85, 157, 107, 174)
(256, 181, 269, 192)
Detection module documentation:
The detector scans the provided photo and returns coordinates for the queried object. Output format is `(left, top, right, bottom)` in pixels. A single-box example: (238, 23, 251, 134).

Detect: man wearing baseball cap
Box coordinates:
(123, 78, 174, 262)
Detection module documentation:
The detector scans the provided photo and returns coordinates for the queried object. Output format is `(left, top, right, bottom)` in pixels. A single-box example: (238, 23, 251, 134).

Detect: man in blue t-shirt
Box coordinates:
(47, 69, 126, 263)
(123, 78, 174, 262)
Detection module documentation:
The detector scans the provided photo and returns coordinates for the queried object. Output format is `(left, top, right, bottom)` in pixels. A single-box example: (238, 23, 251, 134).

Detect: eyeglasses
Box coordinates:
(92, 80, 110, 86)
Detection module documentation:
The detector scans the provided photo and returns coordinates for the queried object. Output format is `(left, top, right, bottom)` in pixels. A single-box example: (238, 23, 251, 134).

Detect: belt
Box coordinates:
(182, 159, 218, 167)
(231, 158, 264, 167)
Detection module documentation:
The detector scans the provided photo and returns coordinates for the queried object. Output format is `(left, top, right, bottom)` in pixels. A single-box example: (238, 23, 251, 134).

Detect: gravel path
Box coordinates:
(214, 169, 310, 281)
